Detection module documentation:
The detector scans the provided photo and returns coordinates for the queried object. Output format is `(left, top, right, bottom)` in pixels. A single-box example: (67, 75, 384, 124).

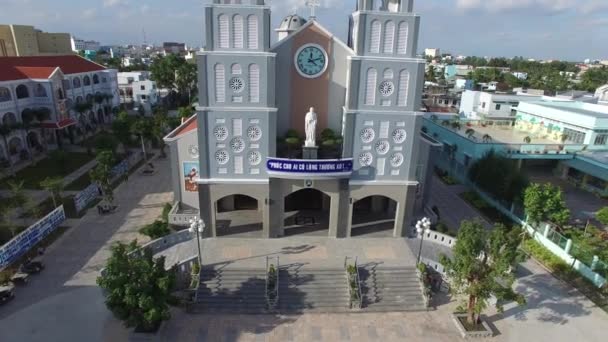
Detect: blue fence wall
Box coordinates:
(74, 183, 100, 213)
(0, 206, 66, 269)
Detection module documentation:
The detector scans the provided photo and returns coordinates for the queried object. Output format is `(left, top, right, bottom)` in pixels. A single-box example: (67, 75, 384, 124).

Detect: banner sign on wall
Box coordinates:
(0, 206, 66, 269)
(74, 183, 100, 213)
(266, 158, 353, 179)
(183, 162, 200, 192)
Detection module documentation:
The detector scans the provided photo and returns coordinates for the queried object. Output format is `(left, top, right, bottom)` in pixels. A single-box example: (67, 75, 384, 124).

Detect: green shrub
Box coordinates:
(161, 203, 173, 223)
(139, 220, 170, 239)
(597, 207, 608, 226)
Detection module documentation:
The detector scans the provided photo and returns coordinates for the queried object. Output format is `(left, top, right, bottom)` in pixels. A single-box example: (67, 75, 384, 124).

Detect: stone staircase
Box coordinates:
(193, 268, 268, 314)
(278, 267, 351, 313)
(359, 265, 428, 312)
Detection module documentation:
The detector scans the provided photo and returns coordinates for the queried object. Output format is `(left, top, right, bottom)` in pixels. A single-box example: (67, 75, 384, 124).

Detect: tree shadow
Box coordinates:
(488, 270, 593, 325)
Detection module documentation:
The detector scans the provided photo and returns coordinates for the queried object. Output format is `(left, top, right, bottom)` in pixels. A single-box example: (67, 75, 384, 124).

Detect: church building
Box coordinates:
(165, 0, 438, 238)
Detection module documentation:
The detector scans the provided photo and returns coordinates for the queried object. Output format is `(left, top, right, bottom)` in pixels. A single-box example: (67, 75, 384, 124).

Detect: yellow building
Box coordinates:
(0, 24, 73, 57)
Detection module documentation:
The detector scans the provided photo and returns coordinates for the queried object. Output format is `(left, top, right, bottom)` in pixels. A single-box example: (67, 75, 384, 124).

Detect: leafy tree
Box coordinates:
(95, 132, 119, 154)
(441, 220, 525, 325)
(131, 118, 153, 161)
(596, 207, 608, 226)
(0, 125, 14, 175)
(112, 111, 135, 149)
(139, 220, 171, 239)
(6, 180, 27, 236)
(152, 109, 169, 158)
(524, 183, 571, 227)
(175, 63, 197, 104)
(97, 241, 175, 332)
(150, 55, 197, 106)
(177, 106, 195, 120)
(576, 67, 608, 92)
(468, 150, 528, 204)
(90, 151, 116, 205)
(40, 177, 64, 208)
(425, 65, 437, 83)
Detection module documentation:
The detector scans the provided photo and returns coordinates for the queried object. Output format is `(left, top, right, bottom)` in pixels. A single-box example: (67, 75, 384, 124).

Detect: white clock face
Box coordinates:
(294, 44, 328, 78)
(379, 81, 394, 97)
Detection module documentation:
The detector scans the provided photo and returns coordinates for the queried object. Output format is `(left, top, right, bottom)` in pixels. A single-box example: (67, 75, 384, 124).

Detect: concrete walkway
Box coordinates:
(428, 175, 492, 231)
(0, 154, 173, 321)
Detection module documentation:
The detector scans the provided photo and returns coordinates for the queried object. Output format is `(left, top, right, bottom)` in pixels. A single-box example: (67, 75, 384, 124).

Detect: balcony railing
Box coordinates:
(168, 202, 200, 226)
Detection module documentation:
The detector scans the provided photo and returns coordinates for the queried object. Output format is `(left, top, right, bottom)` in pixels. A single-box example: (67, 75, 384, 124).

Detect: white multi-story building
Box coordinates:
(424, 48, 440, 58)
(0, 55, 119, 165)
(71, 38, 101, 52)
(117, 71, 158, 114)
(459, 90, 543, 120)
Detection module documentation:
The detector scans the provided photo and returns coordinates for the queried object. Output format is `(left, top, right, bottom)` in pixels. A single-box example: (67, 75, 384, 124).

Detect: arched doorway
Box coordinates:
(351, 195, 398, 237)
(283, 188, 331, 236)
(215, 194, 262, 237)
(97, 108, 104, 124)
(8, 136, 23, 160)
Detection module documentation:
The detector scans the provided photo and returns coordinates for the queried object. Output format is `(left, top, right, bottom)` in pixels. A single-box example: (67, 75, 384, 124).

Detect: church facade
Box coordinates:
(165, 0, 437, 239)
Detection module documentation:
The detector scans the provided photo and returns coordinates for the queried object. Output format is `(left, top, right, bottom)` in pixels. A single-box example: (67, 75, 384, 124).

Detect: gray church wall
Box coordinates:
(353, 12, 420, 59)
(353, 57, 424, 112)
(205, 5, 271, 52)
(174, 130, 201, 209)
(349, 111, 423, 181)
(203, 109, 275, 179)
(272, 37, 293, 135)
(198, 53, 276, 109)
(327, 39, 354, 133)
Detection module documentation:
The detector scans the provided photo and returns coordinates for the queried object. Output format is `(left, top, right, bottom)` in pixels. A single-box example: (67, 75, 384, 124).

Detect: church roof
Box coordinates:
(271, 19, 354, 54)
(164, 114, 198, 141)
(277, 14, 307, 32)
(0, 55, 106, 82)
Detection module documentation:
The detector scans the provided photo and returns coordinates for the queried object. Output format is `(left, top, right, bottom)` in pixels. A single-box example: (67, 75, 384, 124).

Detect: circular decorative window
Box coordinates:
(229, 77, 244, 93)
(247, 126, 262, 141)
(230, 137, 245, 153)
(248, 151, 262, 165)
(215, 150, 229, 165)
(390, 153, 404, 167)
(378, 81, 395, 97)
(392, 128, 407, 144)
(213, 125, 228, 141)
(360, 127, 375, 143)
(359, 152, 373, 167)
(188, 145, 199, 158)
(375, 140, 390, 155)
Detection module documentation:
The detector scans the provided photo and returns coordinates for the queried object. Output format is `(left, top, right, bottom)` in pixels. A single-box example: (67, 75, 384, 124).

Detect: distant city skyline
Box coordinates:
(1, 0, 607, 61)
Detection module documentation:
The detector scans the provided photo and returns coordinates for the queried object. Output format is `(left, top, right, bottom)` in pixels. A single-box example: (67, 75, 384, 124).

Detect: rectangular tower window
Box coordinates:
(232, 118, 243, 136)
(249, 64, 260, 103)
(383, 21, 395, 53)
(218, 14, 229, 49)
(233, 15, 244, 49)
(397, 70, 409, 107)
(234, 156, 243, 174)
(369, 20, 381, 53)
(247, 15, 259, 49)
(397, 22, 408, 54)
(215, 64, 226, 102)
(365, 68, 378, 105)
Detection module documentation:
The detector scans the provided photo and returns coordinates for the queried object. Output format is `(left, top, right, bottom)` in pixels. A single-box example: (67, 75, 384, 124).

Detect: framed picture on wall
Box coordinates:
(183, 162, 200, 192)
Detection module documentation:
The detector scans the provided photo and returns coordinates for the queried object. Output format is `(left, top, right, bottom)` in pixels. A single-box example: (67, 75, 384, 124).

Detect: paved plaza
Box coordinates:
(158, 236, 420, 271)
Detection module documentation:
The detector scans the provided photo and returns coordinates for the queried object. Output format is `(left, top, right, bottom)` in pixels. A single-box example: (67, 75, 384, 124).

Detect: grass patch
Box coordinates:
(460, 191, 512, 226)
(522, 238, 608, 313)
(0, 152, 94, 189)
(64, 172, 93, 191)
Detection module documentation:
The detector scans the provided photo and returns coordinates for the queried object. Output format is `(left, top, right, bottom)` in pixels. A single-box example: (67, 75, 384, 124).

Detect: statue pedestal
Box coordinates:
(302, 146, 318, 159)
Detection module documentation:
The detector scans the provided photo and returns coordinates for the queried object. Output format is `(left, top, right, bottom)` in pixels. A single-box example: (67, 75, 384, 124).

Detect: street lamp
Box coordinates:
(189, 218, 205, 265)
(416, 217, 432, 265)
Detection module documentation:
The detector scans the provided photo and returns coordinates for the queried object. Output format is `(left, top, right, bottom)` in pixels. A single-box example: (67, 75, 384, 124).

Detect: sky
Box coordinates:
(1, 0, 607, 61)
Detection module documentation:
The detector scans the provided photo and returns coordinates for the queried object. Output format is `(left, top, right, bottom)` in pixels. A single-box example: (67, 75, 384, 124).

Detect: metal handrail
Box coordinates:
(344, 256, 363, 309)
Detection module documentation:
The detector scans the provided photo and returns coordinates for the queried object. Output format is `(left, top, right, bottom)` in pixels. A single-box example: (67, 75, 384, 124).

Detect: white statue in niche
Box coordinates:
(304, 107, 318, 147)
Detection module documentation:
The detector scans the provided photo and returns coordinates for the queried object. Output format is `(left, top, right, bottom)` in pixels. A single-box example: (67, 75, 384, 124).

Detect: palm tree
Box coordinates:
(441, 120, 450, 127)
(524, 136, 532, 144)
(482, 134, 492, 143)
(152, 108, 169, 158)
(430, 114, 438, 122)
(465, 128, 475, 138)
(451, 121, 461, 131)
(40, 176, 64, 208)
(131, 118, 153, 161)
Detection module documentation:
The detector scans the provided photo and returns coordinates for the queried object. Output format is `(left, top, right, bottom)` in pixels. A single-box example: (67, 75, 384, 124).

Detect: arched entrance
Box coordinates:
(27, 131, 42, 154)
(215, 194, 262, 238)
(351, 195, 398, 237)
(283, 188, 331, 236)
(8, 136, 23, 160)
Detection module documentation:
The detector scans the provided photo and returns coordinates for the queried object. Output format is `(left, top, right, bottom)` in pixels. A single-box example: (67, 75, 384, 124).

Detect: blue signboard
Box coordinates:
(266, 158, 353, 178)
(0, 206, 66, 269)
(74, 183, 100, 213)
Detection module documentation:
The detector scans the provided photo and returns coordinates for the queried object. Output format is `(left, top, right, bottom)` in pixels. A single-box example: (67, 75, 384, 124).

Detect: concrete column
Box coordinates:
(198, 185, 215, 238)
(335, 179, 351, 238)
(327, 193, 340, 238)
(394, 186, 417, 237)
(268, 178, 283, 238)
(345, 199, 354, 238)
(543, 223, 550, 237)
(262, 197, 271, 238)
(516, 159, 523, 171)
(565, 239, 573, 255)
